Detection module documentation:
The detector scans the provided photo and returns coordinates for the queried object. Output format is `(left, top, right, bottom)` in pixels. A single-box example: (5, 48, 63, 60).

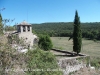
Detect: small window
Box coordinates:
(18, 26, 21, 32)
(33, 38, 38, 44)
(23, 26, 26, 32)
(27, 26, 30, 31)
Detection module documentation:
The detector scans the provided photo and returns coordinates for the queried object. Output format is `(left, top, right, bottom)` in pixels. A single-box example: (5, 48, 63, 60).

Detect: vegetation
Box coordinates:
(0, 43, 12, 74)
(38, 34, 53, 51)
(0, 8, 100, 75)
(51, 37, 100, 68)
(0, 36, 15, 74)
(73, 10, 82, 54)
(26, 48, 62, 75)
(0, 35, 28, 75)
(7, 34, 24, 44)
(90, 57, 100, 68)
(32, 22, 100, 41)
(5, 26, 15, 31)
(0, 14, 3, 34)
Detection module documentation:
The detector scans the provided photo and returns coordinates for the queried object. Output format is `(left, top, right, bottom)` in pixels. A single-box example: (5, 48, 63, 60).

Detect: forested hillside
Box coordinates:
(32, 22, 100, 40)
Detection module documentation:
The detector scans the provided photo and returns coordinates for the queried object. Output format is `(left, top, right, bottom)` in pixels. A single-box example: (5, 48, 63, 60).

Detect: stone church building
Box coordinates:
(16, 21, 37, 47)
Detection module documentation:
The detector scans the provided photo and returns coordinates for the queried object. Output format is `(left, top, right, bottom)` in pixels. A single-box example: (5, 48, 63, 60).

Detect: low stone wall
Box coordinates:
(57, 57, 87, 75)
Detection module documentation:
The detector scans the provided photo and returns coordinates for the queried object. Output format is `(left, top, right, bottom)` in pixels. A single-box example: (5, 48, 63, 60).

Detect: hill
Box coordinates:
(32, 22, 100, 40)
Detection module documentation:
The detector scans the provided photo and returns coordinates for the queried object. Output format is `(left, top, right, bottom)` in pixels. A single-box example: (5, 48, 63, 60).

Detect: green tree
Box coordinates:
(73, 10, 82, 54)
(38, 35, 53, 51)
(0, 14, 3, 34)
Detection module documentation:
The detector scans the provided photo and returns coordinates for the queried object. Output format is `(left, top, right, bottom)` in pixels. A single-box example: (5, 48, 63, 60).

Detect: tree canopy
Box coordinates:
(32, 22, 100, 40)
(38, 35, 53, 51)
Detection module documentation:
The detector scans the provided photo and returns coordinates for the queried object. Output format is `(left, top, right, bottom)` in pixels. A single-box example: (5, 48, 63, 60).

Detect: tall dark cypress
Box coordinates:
(0, 14, 3, 34)
(73, 10, 82, 54)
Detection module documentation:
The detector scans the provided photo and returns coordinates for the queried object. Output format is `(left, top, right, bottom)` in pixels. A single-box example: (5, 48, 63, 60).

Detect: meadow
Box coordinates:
(51, 37, 100, 67)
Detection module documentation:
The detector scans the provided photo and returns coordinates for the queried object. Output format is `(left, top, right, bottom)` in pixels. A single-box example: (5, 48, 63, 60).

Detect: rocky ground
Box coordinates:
(69, 67, 100, 75)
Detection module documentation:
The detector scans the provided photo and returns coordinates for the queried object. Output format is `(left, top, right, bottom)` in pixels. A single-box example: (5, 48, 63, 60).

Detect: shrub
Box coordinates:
(0, 43, 13, 75)
(38, 35, 53, 51)
(26, 48, 62, 75)
(90, 57, 100, 68)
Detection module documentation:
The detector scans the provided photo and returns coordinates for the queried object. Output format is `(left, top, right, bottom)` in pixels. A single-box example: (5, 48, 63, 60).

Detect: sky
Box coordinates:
(0, 0, 100, 25)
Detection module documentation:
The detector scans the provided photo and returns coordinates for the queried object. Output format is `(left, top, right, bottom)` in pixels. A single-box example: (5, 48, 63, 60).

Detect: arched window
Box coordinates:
(23, 26, 26, 32)
(17, 26, 21, 32)
(27, 26, 30, 31)
(33, 38, 38, 44)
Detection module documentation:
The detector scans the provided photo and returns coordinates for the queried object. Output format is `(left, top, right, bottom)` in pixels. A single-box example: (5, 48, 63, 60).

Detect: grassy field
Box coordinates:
(51, 37, 100, 66)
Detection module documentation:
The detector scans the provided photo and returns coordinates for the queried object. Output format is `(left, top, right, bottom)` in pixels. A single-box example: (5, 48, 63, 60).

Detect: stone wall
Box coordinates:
(18, 32, 37, 47)
(57, 56, 90, 75)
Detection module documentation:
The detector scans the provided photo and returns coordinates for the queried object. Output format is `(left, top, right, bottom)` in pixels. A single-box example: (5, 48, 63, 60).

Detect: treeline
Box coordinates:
(32, 22, 100, 40)
(5, 26, 15, 31)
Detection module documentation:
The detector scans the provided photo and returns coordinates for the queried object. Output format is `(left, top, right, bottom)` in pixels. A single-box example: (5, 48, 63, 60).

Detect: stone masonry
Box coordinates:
(17, 21, 37, 47)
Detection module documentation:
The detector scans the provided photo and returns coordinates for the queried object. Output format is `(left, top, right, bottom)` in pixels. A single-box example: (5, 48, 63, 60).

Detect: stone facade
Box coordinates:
(17, 21, 37, 47)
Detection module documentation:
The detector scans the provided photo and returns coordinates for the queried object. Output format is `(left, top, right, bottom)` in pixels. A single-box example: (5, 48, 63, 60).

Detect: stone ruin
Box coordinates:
(6, 21, 38, 53)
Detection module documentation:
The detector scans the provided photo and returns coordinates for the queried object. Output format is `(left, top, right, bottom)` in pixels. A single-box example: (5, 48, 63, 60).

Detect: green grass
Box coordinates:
(51, 37, 100, 67)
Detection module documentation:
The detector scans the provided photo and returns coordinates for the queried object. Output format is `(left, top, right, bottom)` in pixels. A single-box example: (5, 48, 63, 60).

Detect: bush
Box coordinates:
(26, 48, 62, 75)
(90, 57, 100, 68)
(0, 43, 14, 75)
(38, 35, 53, 51)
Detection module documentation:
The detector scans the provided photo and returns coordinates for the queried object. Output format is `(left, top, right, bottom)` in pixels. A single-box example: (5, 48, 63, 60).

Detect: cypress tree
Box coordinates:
(73, 10, 82, 54)
(0, 14, 3, 34)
